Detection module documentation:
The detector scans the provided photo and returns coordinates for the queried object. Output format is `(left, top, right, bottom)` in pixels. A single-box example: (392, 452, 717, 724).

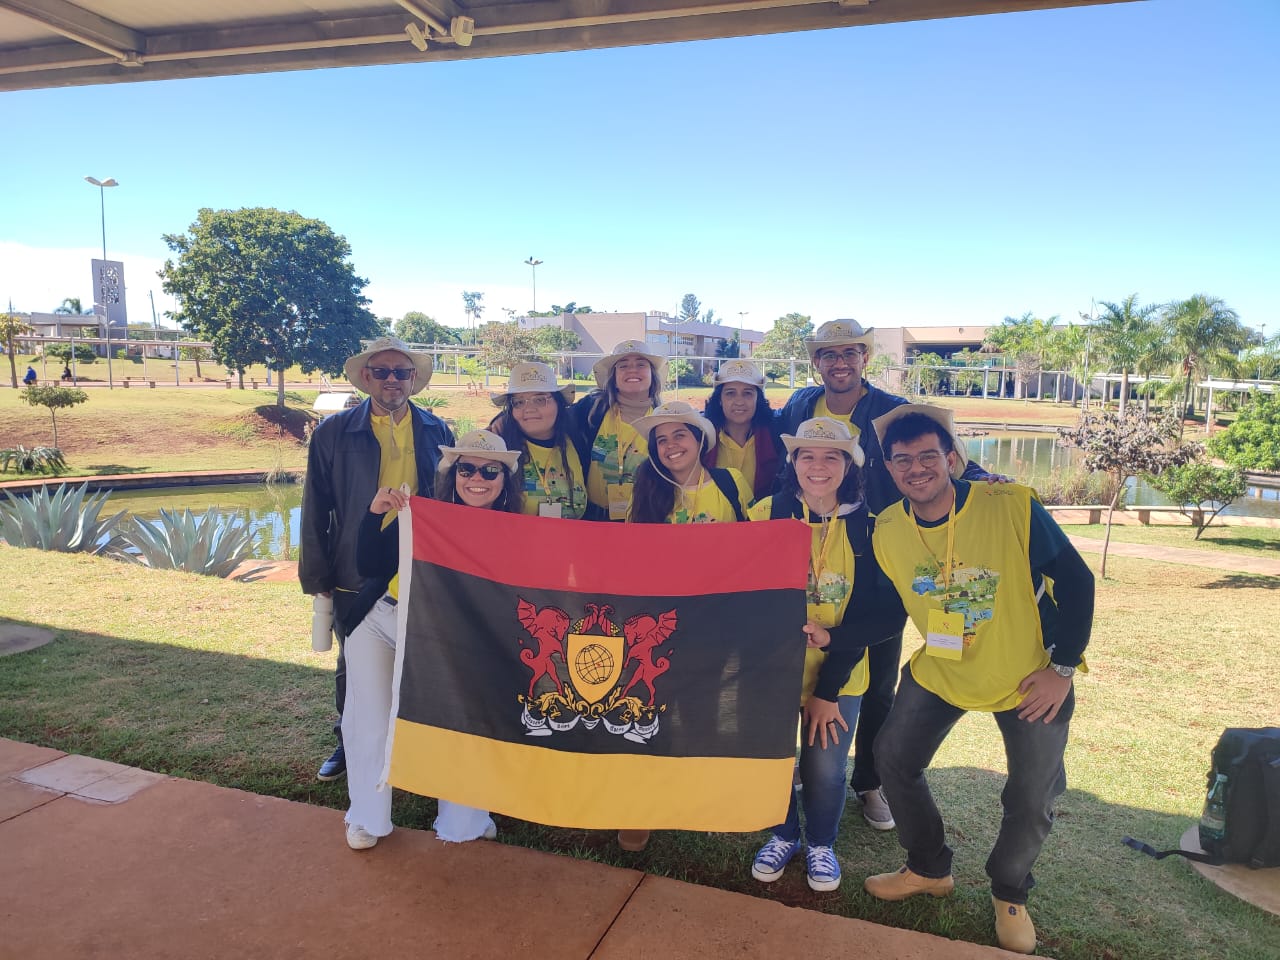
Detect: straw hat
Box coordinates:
(713, 358, 766, 387)
(343, 336, 433, 396)
(633, 400, 717, 451)
(871, 404, 966, 479)
(804, 320, 875, 364)
(591, 340, 668, 389)
(491, 361, 574, 407)
(437, 429, 522, 471)
(781, 417, 865, 467)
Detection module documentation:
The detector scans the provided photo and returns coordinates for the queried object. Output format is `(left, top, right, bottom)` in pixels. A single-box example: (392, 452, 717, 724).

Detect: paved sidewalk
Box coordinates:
(1066, 536, 1280, 576)
(0, 739, 1018, 960)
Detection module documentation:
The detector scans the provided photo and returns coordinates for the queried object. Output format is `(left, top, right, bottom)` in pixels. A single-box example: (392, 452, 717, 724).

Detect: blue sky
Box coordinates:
(1, 0, 1277, 337)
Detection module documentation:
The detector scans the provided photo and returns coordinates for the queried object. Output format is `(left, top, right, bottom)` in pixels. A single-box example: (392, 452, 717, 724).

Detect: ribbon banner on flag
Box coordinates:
(387, 497, 810, 832)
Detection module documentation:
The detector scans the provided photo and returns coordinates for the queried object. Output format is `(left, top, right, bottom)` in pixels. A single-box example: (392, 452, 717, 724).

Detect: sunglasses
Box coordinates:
(456, 461, 505, 480)
(367, 366, 415, 381)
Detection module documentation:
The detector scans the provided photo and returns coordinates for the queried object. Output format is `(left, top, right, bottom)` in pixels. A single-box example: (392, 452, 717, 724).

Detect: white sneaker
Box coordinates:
(858, 788, 896, 831)
(346, 823, 379, 850)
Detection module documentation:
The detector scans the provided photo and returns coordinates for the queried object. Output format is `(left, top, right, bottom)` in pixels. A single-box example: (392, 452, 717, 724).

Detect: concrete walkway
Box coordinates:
(0, 738, 1018, 960)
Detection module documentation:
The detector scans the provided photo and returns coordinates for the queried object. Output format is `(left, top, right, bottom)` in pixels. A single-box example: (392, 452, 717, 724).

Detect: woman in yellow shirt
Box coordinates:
(489, 361, 590, 519)
(746, 417, 905, 892)
(571, 340, 667, 521)
(628, 401, 751, 524)
(700, 358, 783, 503)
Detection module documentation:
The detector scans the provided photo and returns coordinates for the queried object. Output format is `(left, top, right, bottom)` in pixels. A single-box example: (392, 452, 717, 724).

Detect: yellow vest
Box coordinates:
(873, 482, 1047, 712)
(521, 441, 587, 519)
(586, 406, 651, 512)
(370, 411, 418, 600)
(715, 432, 756, 494)
(750, 496, 869, 703)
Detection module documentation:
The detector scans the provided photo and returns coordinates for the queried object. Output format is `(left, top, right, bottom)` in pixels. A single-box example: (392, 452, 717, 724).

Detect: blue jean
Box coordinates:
(774, 695, 861, 848)
(874, 666, 1073, 904)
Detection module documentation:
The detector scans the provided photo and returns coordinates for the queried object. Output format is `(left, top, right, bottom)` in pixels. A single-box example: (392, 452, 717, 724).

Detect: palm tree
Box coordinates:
(54, 297, 87, 315)
(1163, 294, 1246, 421)
(1092, 295, 1161, 416)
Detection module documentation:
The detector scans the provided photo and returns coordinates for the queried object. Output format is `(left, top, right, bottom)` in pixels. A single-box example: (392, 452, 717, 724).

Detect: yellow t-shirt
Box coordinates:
(814, 396, 862, 440)
(633, 468, 751, 524)
(715, 431, 756, 496)
(749, 496, 868, 703)
(521, 440, 587, 519)
(586, 406, 652, 518)
(873, 483, 1047, 712)
(370, 411, 418, 600)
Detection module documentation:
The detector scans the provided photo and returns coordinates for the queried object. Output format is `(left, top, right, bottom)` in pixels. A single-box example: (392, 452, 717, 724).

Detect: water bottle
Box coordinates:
(1200, 772, 1228, 847)
(311, 594, 334, 652)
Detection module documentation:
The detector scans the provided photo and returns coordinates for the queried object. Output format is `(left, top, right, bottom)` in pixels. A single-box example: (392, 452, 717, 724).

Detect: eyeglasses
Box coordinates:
(456, 461, 505, 480)
(816, 348, 867, 365)
(510, 394, 552, 410)
(366, 366, 415, 381)
(887, 450, 946, 472)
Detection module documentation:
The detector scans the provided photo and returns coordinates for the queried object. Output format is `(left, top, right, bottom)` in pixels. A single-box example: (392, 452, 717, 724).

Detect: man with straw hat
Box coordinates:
(300, 336, 453, 782)
(864, 403, 1093, 954)
(779, 319, 1000, 832)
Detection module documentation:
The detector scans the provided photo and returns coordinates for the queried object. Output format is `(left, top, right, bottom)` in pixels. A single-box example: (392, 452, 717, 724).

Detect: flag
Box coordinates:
(386, 497, 810, 832)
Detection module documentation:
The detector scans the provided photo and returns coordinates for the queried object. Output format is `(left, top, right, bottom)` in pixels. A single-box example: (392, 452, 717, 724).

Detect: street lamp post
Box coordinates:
(737, 311, 748, 356)
(85, 176, 119, 389)
(524, 256, 543, 313)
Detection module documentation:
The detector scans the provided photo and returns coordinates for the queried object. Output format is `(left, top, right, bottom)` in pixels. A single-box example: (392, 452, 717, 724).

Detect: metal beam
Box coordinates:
(0, 0, 143, 59)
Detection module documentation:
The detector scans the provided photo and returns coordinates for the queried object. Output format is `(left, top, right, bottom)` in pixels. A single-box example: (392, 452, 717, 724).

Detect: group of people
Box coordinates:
(299, 321, 1094, 954)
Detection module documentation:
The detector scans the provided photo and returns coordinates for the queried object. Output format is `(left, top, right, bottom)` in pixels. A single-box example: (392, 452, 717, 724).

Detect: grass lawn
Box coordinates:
(1, 544, 1277, 959)
(1061, 523, 1280, 560)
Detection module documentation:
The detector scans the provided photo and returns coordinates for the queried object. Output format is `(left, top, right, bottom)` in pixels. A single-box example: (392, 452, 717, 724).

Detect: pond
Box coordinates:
(99, 436, 1280, 559)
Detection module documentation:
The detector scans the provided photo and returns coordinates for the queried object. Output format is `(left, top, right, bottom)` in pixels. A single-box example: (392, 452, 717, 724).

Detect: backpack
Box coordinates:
(1125, 727, 1280, 868)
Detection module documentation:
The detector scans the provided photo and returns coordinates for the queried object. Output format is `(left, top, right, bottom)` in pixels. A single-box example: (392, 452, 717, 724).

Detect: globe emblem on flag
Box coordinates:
(574, 643, 615, 684)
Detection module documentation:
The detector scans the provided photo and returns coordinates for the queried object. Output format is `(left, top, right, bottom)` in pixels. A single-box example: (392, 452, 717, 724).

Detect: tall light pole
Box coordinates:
(737, 311, 748, 356)
(1261, 323, 1268, 381)
(524, 256, 543, 314)
(85, 176, 119, 388)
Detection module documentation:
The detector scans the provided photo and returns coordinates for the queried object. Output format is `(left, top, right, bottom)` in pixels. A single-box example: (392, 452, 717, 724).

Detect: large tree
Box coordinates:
(679, 294, 701, 323)
(476, 320, 537, 371)
(160, 207, 380, 406)
(1163, 294, 1246, 421)
(983, 312, 1057, 401)
(394, 311, 461, 346)
(756, 312, 813, 360)
(1092, 294, 1162, 416)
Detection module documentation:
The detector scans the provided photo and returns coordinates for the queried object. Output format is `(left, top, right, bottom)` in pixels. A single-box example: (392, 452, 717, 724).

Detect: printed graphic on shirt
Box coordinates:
(910, 557, 999, 645)
(809, 569, 849, 606)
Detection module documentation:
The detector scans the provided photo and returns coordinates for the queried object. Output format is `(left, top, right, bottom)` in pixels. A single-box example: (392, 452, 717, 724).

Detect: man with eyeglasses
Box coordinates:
(300, 336, 454, 782)
(778, 320, 998, 833)
(864, 404, 1092, 954)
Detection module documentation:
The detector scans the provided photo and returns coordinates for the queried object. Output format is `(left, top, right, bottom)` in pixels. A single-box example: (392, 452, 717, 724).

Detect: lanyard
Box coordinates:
(808, 506, 841, 587)
(908, 493, 956, 593)
(608, 407, 644, 477)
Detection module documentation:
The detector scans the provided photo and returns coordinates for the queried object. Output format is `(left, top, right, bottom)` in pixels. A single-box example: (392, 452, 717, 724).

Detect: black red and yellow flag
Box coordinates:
(385, 496, 810, 832)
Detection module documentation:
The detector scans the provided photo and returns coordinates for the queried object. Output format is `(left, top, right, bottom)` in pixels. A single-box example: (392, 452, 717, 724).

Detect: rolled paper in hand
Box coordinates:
(311, 594, 334, 652)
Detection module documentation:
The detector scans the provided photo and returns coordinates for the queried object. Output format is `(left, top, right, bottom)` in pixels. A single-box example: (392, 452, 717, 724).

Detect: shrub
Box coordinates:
(0, 483, 126, 553)
(414, 394, 449, 409)
(0, 445, 66, 475)
(1149, 462, 1248, 539)
(112, 507, 267, 578)
(1208, 392, 1280, 471)
(1031, 464, 1121, 507)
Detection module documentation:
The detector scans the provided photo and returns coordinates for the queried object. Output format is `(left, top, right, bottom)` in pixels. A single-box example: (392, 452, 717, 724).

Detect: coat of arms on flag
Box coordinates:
(385, 497, 810, 832)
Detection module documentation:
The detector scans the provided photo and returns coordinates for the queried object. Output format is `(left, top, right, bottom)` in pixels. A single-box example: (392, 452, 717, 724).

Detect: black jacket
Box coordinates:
(299, 398, 453, 626)
(779, 383, 990, 515)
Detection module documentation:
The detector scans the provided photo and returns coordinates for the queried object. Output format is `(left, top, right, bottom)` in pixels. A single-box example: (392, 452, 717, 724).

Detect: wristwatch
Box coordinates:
(1049, 663, 1076, 679)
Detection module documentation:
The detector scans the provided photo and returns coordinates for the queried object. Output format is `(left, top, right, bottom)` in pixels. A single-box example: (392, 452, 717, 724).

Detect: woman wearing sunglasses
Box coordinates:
(341, 430, 523, 851)
(572, 340, 667, 521)
(489, 361, 590, 519)
(700, 358, 783, 504)
(745, 418, 905, 893)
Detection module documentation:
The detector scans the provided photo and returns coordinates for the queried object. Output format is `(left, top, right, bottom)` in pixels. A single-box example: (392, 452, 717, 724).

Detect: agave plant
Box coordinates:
(115, 507, 269, 578)
(0, 483, 126, 552)
(0, 445, 67, 475)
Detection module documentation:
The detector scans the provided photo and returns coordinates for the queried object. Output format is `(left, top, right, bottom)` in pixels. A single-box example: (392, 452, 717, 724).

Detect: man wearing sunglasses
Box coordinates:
(300, 336, 454, 782)
(779, 320, 1000, 835)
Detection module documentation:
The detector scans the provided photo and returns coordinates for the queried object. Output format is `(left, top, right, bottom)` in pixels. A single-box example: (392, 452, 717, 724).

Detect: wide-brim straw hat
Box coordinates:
(871, 404, 966, 479)
(491, 361, 574, 407)
(804, 319, 875, 364)
(633, 400, 717, 451)
(713, 358, 766, 387)
(437, 429, 522, 471)
(343, 336, 433, 396)
(781, 417, 865, 467)
(591, 340, 669, 389)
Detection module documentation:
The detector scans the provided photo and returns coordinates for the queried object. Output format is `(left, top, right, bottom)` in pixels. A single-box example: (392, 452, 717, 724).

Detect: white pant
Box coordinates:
(343, 597, 493, 842)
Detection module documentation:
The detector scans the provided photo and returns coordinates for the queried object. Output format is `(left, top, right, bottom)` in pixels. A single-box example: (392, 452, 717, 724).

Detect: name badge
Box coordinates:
(925, 609, 965, 661)
(538, 501, 563, 519)
(607, 482, 634, 521)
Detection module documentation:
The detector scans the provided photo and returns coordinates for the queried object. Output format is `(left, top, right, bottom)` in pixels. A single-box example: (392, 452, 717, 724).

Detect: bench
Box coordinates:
(1043, 504, 1106, 524)
(1127, 505, 1198, 526)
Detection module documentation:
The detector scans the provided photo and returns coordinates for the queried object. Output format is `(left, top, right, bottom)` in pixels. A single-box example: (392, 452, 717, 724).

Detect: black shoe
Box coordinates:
(317, 744, 346, 781)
